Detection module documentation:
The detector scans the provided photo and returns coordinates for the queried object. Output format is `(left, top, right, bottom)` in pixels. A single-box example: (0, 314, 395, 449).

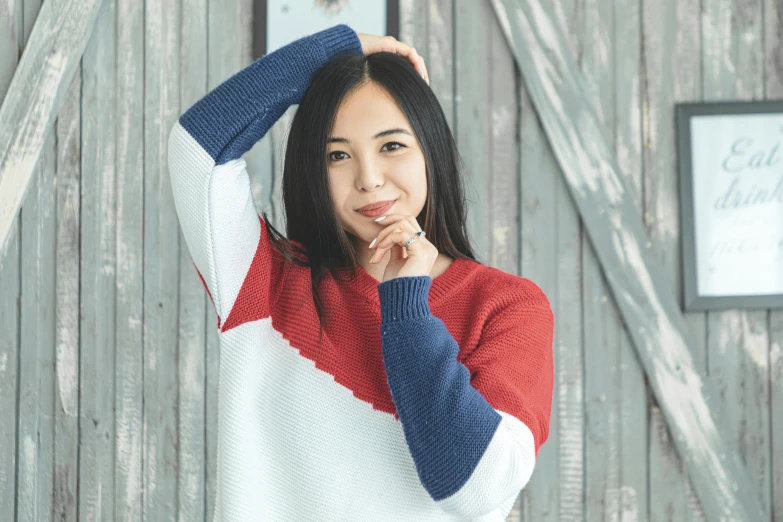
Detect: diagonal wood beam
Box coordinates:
(488, 1, 768, 521)
(0, 0, 105, 261)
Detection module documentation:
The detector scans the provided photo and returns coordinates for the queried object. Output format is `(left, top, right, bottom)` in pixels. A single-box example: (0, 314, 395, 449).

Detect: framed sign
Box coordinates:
(254, 0, 399, 59)
(676, 100, 783, 311)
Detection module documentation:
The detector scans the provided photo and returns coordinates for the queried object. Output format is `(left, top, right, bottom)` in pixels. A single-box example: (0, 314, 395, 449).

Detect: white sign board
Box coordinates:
(688, 112, 783, 298)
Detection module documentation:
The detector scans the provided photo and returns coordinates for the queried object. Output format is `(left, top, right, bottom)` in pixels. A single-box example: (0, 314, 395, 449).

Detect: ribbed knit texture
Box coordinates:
(168, 23, 555, 522)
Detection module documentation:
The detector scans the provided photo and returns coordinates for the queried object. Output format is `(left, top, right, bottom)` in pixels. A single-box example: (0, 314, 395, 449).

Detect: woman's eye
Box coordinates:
(328, 151, 348, 162)
(382, 142, 405, 152)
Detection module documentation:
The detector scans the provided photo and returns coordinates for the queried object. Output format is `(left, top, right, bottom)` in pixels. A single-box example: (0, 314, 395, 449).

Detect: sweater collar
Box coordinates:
(338, 256, 481, 304)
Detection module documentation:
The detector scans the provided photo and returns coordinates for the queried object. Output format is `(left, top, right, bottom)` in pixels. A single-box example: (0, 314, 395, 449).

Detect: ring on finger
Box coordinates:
(404, 230, 426, 248)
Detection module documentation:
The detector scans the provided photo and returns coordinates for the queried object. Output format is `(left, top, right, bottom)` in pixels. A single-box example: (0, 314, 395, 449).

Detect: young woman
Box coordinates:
(168, 23, 554, 522)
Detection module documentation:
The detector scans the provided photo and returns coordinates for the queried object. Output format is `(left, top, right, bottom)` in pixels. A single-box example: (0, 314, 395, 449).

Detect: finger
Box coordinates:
(369, 215, 420, 248)
(376, 228, 425, 255)
(405, 46, 426, 77)
(371, 224, 425, 263)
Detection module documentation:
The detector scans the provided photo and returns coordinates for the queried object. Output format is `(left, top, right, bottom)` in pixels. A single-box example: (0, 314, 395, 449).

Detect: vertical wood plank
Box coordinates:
(517, 0, 585, 519)
(641, 0, 706, 519)
(144, 0, 181, 518)
(18, 124, 57, 522)
(0, 0, 22, 517)
(454, 0, 492, 266)
(0, 2, 24, 520)
(52, 68, 81, 522)
(578, 0, 643, 520)
(765, 0, 783, 519)
(426, 0, 454, 131)
(177, 0, 208, 519)
(399, 0, 427, 57)
(114, 0, 145, 519)
(79, 0, 118, 519)
(204, 1, 254, 518)
(488, 12, 518, 274)
(17, 1, 56, 519)
(701, 0, 772, 519)
(551, 3, 586, 520)
(612, 0, 649, 519)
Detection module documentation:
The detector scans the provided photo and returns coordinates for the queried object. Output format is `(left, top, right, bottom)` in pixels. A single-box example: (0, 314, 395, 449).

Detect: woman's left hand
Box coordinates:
(369, 215, 438, 283)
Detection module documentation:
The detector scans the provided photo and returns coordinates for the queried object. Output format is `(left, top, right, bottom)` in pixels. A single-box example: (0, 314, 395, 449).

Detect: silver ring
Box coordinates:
(404, 230, 425, 248)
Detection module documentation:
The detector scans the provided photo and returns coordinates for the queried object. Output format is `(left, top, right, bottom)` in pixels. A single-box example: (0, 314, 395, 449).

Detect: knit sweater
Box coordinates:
(167, 23, 555, 522)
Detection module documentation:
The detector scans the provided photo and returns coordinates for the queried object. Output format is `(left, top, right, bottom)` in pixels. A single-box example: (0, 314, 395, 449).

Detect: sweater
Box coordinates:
(167, 23, 555, 522)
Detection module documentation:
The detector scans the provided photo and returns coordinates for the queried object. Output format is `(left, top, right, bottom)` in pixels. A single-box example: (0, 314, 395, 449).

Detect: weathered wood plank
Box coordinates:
(18, 122, 57, 522)
(52, 67, 81, 522)
(113, 0, 145, 519)
(16, 1, 56, 520)
(517, 0, 583, 520)
(765, 0, 783, 518)
(489, 0, 769, 520)
(455, 0, 492, 266)
(641, 0, 706, 519)
(612, 0, 649, 518)
(488, 11, 518, 275)
(701, 1, 773, 520)
(578, 1, 621, 519)
(79, 0, 118, 519)
(0, 0, 22, 517)
(177, 0, 208, 519)
(18, 68, 57, 522)
(426, 0, 454, 131)
(0, 0, 105, 261)
(143, 0, 182, 518)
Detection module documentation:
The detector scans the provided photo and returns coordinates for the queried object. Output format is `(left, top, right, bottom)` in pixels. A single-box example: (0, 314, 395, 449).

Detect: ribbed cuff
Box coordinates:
(312, 24, 362, 59)
(378, 276, 433, 325)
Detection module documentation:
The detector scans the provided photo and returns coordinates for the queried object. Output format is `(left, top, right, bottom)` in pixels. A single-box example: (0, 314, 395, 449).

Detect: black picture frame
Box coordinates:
(675, 99, 783, 312)
(253, 0, 400, 60)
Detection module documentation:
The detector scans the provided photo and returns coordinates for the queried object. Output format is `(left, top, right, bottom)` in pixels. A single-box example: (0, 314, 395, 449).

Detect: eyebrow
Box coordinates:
(327, 128, 412, 144)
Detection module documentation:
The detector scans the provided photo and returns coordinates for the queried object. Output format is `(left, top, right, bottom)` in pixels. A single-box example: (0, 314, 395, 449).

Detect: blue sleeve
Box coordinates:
(377, 276, 545, 518)
(178, 24, 361, 166)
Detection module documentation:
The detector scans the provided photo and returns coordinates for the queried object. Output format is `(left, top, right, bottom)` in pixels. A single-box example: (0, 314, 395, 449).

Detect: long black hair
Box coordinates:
(260, 50, 478, 348)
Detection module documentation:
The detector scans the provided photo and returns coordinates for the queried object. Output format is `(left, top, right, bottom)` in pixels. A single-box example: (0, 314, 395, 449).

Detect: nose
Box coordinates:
(355, 156, 385, 192)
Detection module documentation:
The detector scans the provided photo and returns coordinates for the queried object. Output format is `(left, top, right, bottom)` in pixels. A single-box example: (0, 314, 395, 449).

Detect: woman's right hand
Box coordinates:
(355, 33, 430, 86)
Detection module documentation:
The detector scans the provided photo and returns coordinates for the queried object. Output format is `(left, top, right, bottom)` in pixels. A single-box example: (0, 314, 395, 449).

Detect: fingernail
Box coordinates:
(370, 252, 376, 263)
(369, 237, 377, 249)
(420, 71, 425, 80)
(374, 216, 386, 222)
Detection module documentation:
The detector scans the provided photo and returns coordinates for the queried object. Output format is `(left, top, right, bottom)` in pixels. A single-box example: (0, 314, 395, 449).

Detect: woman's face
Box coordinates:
(326, 81, 427, 248)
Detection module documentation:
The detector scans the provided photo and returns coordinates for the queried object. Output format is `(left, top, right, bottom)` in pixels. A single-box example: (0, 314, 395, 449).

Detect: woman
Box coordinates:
(168, 24, 554, 522)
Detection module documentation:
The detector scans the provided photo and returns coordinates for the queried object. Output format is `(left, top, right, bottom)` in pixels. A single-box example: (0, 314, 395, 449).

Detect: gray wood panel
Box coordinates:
(53, 63, 81, 522)
(490, 0, 769, 520)
(143, 0, 181, 518)
(80, 1, 118, 519)
(641, 0, 706, 520)
(0, 2, 22, 519)
(0, 0, 781, 520)
(701, 1, 773, 520)
(114, 0, 144, 519)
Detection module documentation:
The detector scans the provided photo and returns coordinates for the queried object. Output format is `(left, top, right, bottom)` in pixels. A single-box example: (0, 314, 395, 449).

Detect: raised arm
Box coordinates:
(167, 24, 362, 328)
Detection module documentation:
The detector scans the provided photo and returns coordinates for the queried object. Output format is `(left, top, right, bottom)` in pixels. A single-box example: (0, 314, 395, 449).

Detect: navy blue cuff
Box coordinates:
(377, 276, 433, 325)
(312, 24, 362, 58)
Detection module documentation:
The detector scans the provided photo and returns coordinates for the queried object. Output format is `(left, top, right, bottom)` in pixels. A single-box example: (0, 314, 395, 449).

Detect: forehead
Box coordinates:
(331, 82, 412, 135)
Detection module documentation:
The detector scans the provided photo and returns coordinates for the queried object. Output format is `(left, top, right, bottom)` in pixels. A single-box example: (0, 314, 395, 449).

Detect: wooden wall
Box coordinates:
(0, 0, 780, 520)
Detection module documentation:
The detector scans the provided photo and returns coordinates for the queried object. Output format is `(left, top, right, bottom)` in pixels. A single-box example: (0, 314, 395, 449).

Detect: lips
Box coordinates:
(356, 199, 396, 218)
